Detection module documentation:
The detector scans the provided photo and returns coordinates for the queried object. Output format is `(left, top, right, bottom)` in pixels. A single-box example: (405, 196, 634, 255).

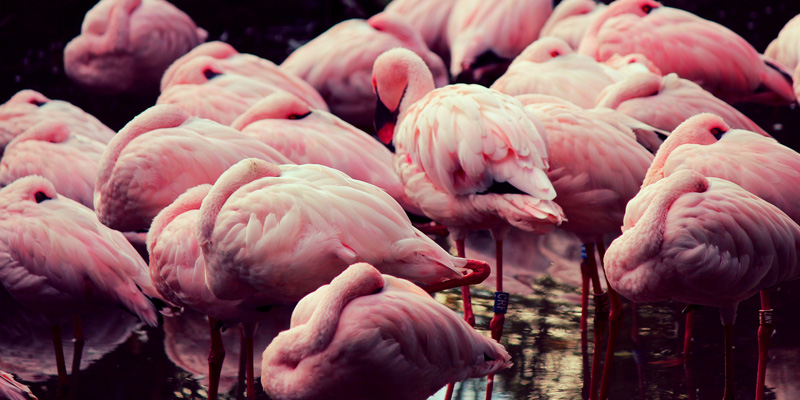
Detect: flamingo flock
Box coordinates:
(2, 0, 800, 399)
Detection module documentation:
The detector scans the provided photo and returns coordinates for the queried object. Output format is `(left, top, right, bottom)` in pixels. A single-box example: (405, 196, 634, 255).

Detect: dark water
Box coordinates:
(2, 0, 800, 399)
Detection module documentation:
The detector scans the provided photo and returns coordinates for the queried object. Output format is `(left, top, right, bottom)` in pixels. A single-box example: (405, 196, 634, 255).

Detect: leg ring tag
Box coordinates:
(760, 309, 774, 325)
(493, 292, 510, 314)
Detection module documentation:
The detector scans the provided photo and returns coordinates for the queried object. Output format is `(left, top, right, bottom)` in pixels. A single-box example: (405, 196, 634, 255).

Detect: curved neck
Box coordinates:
(197, 159, 281, 251)
(398, 59, 435, 121)
(597, 73, 661, 109)
(279, 263, 385, 364)
(628, 183, 688, 262)
(641, 132, 692, 187)
(96, 106, 190, 194)
(147, 185, 209, 254)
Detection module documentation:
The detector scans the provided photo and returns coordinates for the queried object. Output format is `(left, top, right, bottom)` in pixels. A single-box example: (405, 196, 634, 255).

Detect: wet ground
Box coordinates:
(2, 0, 800, 399)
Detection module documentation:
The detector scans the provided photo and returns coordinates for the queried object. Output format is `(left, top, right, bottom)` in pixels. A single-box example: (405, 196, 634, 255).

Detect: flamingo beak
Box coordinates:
(373, 93, 398, 151)
(420, 259, 491, 293)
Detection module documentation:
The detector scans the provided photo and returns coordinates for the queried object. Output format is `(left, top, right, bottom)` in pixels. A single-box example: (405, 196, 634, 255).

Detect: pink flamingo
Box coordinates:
(160, 41, 328, 111)
(197, 158, 489, 396)
(596, 71, 770, 136)
(578, 0, 795, 105)
(64, 0, 207, 95)
(261, 262, 512, 400)
(280, 12, 448, 131)
(0, 175, 160, 397)
(0, 371, 36, 400)
(0, 121, 105, 210)
(604, 169, 800, 400)
(231, 91, 423, 216)
(0, 90, 114, 153)
(382, 0, 458, 65)
(518, 94, 653, 397)
(765, 14, 800, 101)
(94, 104, 291, 233)
(446, 0, 553, 84)
(373, 47, 564, 398)
(148, 184, 292, 399)
(603, 113, 800, 400)
(540, 0, 606, 50)
(491, 37, 660, 108)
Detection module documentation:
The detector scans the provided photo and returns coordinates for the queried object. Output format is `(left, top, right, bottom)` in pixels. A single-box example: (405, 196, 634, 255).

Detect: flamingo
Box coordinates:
(577, 0, 795, 105)
(540, 0, 606, 50)
(595, 71, 770, 136)
(490, 36, 660, 108)
(261, 262, 512, 400)
(0, 371, 36, 400)
(0, 121, 105, 210)
(280, 12, 448, 131)
(160, 41, 328, 111)
(148, 184, 293, 400)
(517, 94, 653, 397)
(372, 47, 564, 398)
(602, 113, 800, 400)
(0, 176, 160, 397)
(63, 0, 207, 95)
(231, 91, 423, 216)
(446, 0, 553, 84)
(94, 104, 291, 233)
(604, 169, 800, 400)
(0, 90, 114, 153)
(196, 158, 490, 397)
(765, 14, 800, 101)
(382, 0, 458, 65)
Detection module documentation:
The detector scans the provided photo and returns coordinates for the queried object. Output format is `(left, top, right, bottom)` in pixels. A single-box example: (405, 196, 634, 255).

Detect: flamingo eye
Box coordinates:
(34, 191, 51, 203)
(287, 111, 312, 120)
(203, 69, 221, 80)
(550, 51, 560, 58)
(642, 4, 653, 13)
(710, 127, 725, 140)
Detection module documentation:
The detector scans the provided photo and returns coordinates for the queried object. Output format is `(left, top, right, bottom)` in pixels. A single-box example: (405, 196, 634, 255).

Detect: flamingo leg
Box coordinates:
(208, 317, 225, 400)
(446, 238, 472, 400)
(586, 243, 607, 400)
(242, 322, 258, 400)
(237, 331, 247, 400)
(52, 324, 68, 400)
(580, 246, 590, 357)
(723, 324, 735, 400)
(598, 241, 622, 400)
(69, 314, 85, 400)
(683, 305, 697, 360)
(486, 239, 507, 400)
(756, 290, 773, 400)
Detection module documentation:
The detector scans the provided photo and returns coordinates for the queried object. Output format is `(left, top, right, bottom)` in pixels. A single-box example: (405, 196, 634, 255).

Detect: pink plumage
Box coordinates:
(578, 0, 795, 105)
(0, 371, 36, 400)
(0, 90, 114, 153)
(596, 72, 770, 136)
(606, 170, 800, 325)
(491, 37, 659, 108)
(0, 175, 158, 327)
(94, 104, 292, 232)
(197, 158, 468, 305)
(446, 0, 553, 83)
(261, 262, 511, 400)
(540, 0, 605, 50)
(765, 14, 800, 102)
(280, 12, 448, 131)
(382, 0, 457, 65)
(231, 91, 423, 216)
(64, 0, 207, 94)
(0, 121, 105, 210)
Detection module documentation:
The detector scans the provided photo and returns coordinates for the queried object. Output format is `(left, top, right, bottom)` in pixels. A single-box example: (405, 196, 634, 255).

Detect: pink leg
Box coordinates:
(69, 315, 85, 400)
(446, 238, 472, 400)
(52, 324, 68, 400)
(486, 240, 507, 400)
(597, 242, 622, 400)
(684, 306, 696, 361)
(586, 243, 606, 400)
(580, 244, 591, 357)
(208, 317, 225, 400)
(237, 331, 246, 400)
(723, 324, 735, 400)
(756, 290, 772, 400)
(242, 322, 257, 400)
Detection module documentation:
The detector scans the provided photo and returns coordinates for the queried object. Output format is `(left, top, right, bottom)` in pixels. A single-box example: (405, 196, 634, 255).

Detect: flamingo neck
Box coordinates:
(397, 59, 435, 122)
(147, 185, 209, 254)
(597, 73, 661, 110)
(641, 133, 689, 187)
(629, 181, 692, 262)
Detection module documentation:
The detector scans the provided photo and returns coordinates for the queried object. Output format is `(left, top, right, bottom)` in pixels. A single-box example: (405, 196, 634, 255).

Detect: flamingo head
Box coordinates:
(513, 37, 574, 66)
(232, 91, 313, 131)
(451, 36, 512, 85)
(0, 175, 59, 207)
(605, 0, 661, 18)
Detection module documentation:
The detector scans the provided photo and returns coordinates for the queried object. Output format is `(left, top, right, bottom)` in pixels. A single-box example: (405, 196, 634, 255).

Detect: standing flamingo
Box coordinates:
(261, 262, 512, 400)
(231, 91, 423, 216)
(446, 0, 553, 85)
(382, 0, 458, 65)
(0, 90, 114, 153)
(280, 12, 448, 131)
(160, 41, 328, 111)
(595, 71, 770, 136)
(148, 184, 292, 400)
(64, 0, 207, 95)
(604, 170, 800, 400)
(94, 104, 291, 233)
(0, 121, 105, 210)
(602, 113, 800, 400)
(578, 0, 795, 105)
(0, 176, 159, 397)
(373, 47, 564, 398)
(197, 158, 490, 398)
(540, 0, 605, 50)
